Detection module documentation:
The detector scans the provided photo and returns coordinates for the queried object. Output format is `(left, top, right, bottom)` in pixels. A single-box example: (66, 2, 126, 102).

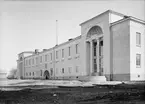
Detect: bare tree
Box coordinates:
(7, 68, 17, 79)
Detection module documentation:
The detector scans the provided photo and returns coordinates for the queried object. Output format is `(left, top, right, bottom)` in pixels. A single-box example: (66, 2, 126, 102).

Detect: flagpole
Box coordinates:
(56, 20, 58, 46)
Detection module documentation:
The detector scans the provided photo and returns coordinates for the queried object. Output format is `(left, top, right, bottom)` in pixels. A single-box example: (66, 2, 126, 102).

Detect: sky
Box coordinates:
(0, 0, 145, 72)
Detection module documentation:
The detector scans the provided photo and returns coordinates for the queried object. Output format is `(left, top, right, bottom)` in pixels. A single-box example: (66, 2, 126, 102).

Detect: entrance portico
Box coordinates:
(86, 26, 104, 76)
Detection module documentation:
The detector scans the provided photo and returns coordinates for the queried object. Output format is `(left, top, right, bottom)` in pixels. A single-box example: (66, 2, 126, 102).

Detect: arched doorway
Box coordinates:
(86, 25, 103, 76)
(44, 70, 50, 80)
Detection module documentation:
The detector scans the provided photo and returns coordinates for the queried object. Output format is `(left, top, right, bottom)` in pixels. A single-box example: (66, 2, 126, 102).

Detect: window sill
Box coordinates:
(136, 65, 141, 68)
(56, 60, 59, 63)
(136, 44, 141, 47)
(75, 54, 80, 59)
(68, 56, 72, 60)
(61, 58, 65, 61)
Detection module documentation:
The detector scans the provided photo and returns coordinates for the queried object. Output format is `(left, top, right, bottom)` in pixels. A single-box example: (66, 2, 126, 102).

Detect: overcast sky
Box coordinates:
(0, 0, 144, 72)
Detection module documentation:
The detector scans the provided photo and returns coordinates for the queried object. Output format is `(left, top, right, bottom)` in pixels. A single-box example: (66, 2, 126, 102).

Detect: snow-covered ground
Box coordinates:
(0, 79, 144, 91)
(0, 79, 123, 87)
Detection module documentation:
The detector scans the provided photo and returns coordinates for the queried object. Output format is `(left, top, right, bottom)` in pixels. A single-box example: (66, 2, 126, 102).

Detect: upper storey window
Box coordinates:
(68, 47, 71, 56)
(56, 51, 58, 59)
(50, 53, 52, 61)
(62, 49, 64, 58)
(36, 57, 38, 64)
(45, 54, 48, 62)
(76, 44, 79, 54)
(29, 59, 31, 65)
(87, 26, 103, 38)
(136, 32, 141, 47)
(32, 58, 34, 65)
(40, 56, 43, 63)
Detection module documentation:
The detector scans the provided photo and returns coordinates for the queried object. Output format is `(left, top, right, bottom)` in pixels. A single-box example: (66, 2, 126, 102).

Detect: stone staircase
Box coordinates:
(79, 75, 106, 82)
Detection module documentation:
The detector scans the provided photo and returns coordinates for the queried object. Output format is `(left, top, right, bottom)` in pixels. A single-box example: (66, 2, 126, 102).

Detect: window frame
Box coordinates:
(68, 46, 71, 56)
(136, 54, 141, 68)
(68, 67, 71, 73)
(40, 56, 43, 63)
(45, 54, 47, 62)
(62, 49, 64, 58)
(50, 53, 52, 61)
(56, 51, 58, 59)
(76, 44, 78, 54)
(62, 68, 64, 73)
(136, 32, 141, 47)
(76, 66, 79, 73)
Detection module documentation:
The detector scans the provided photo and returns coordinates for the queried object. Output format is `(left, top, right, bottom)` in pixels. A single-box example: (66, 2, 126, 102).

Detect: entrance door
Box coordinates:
(44, 70, 50, 80)
(93, 41, 97, 73)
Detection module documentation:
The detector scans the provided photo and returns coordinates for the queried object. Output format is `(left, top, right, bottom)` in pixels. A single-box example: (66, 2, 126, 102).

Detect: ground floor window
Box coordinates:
(45, 63, 47, 69)
(136, 54, 141, 67)
(40, 70, 43, 76)
(33, 72, 34, 76)
(76, 66, 79, 73)
(56, 68, 58, 74)
(62, 68, 64, 73)
(68, 67, 71, 73)
(50, 68, 53, 75)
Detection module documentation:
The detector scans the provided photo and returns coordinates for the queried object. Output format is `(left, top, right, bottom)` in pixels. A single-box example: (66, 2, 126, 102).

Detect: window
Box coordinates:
(62, 68, 64, 73)
(33, 72, 34, 76)
(32, 58, 34, 65)
(36, 57, 38, 64)
(50, 53, 52, 60)
(76, 44, 78, 54)
(136, 54, 141, 67)
(45, 54, 47, 62)
(56, 68, 58, 74)
(56, 51, 58, 59)
(29, 72, 31, 76)
(25, 60, 28, 66)
(45, 63, 47, 69)
(51, 68, 53, 75)
(40, 56, 42, 63)
(40, 70, 42, 76)
(76, 66, 79, 73)
(136, 32, 141, 46)
(29, 59, 31, 65)
(68, 47, 71, 56)
(62, 49, 64, 58)
(68, 67, 71, 73)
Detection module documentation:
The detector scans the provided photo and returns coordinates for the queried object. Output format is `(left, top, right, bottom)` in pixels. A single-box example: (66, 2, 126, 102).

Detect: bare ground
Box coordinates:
(0, 82, 145, 104)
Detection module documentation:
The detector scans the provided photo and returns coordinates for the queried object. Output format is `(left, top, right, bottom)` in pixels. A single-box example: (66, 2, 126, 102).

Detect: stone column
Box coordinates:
(90, 40, 93, 75)
(97, 39, 100, 74)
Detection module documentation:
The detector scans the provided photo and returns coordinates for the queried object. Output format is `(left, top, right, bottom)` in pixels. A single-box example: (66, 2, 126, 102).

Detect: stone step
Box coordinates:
(89, 76, 107, 82)
(82, 76, 106, 82)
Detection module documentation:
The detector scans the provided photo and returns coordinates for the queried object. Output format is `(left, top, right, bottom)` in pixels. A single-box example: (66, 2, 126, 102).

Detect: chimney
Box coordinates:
(68, 38, 73, 41)
(124, 15, 129, 18)
(43, 49, 47, 51)
(35, 49, 39, 54)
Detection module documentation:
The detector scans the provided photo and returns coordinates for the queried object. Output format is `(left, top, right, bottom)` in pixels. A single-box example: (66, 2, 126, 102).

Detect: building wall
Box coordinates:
(17, 10, 145, 81)
(111, 20, 130, 81)
(23, 37, 82, 79)
(130, 20, 145, 81)
(54, 38, 82, 79)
